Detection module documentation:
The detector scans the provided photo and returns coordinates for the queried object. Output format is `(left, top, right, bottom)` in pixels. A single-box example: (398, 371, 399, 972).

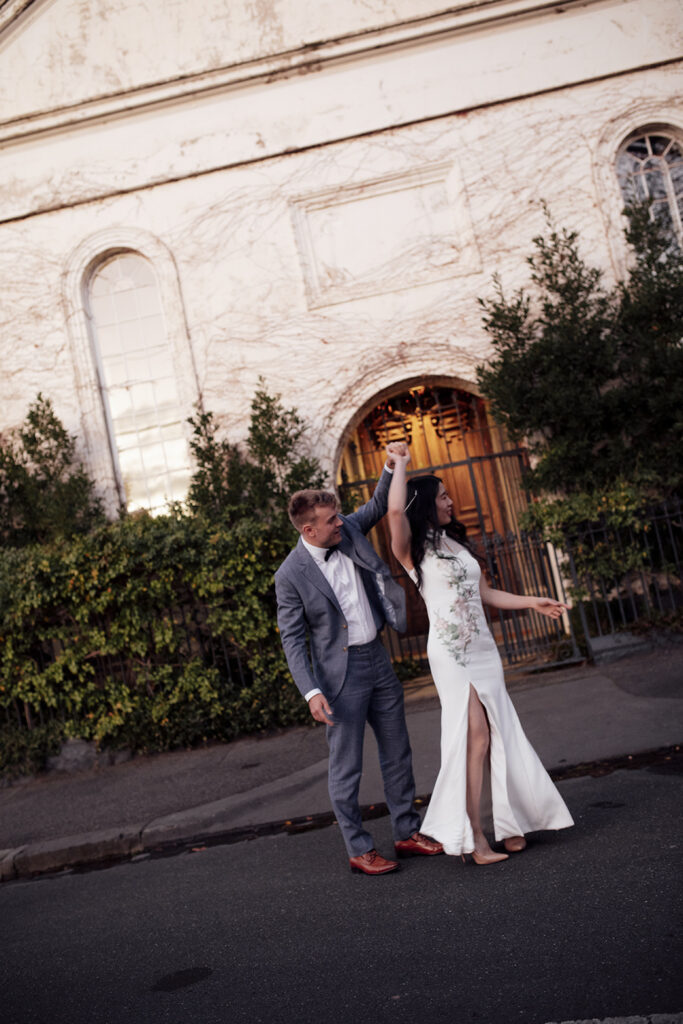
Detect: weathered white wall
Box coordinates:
(0, 0, 681, 506)
(2, 0, 681, 222)
(0, 0, 456, 120)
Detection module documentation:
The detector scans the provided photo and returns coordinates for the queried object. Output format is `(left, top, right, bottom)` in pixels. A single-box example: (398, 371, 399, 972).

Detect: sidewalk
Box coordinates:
(0, 643, 681, 881)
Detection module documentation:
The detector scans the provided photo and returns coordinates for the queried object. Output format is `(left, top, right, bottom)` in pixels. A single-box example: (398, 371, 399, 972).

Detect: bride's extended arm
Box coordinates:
(479, 578, 567, 619)
(387, 448, 414, 570)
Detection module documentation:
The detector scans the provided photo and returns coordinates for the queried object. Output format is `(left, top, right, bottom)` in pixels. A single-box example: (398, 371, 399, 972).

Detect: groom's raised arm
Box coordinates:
(344, 444, 401, 536)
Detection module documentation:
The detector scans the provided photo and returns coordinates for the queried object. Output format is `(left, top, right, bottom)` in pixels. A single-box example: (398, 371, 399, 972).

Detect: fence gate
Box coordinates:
(337, 381, 582, 670)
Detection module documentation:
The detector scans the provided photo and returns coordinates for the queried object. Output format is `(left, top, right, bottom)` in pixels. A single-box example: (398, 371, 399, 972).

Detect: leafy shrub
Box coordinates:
(476, 204, 683, 601)
(393, 657, 425, 682)
(0, 721, 65, 780)
(476, 204, 683, 499)
(0, 512, 312, 772)
(0, 394, 104, 547)
(0, 383, 326, 777)
(187, 378, 325, 529)
(521, 482, 653, 589)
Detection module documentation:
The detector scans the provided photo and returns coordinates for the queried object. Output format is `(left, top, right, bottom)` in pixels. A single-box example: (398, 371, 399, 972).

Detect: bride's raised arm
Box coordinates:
(387, 446, 414, 570)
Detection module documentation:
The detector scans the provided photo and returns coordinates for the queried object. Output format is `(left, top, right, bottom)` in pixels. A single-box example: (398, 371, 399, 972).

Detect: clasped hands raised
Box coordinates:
(385, 441, 411, 468)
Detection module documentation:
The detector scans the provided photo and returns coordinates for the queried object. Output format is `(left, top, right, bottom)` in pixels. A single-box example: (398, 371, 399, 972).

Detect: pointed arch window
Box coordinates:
(86, 252, 192, 512)
(616, 130, 683, 246)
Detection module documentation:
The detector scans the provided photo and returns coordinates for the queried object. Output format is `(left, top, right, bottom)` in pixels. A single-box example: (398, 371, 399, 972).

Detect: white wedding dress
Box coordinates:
(406, 536, 574, 855)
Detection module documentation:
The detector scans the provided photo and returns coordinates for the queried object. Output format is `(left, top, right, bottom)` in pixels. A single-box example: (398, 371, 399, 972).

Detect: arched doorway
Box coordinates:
(337, 379, 529, 535)
(337, 379, 577, 668)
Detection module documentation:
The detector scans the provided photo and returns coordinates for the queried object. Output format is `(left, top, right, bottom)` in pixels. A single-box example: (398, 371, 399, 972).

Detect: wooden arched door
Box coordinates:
(337, 381, 532, 661)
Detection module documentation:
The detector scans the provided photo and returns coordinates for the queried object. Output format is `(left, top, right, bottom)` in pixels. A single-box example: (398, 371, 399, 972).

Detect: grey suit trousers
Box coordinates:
(326, 635, 421, 856)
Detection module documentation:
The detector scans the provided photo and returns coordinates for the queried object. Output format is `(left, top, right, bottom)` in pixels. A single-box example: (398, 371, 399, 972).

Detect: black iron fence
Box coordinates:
(1, 592, 259, 736)
(480, 530, 582, 667)
(561, 497, 683, 652)
(4, 501, 682, 739)
(384, 529, 582, 670)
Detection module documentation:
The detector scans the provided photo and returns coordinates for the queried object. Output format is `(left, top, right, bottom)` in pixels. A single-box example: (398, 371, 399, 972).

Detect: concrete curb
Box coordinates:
(139, 755, 331, 847)
(2, 827, 144, 881)
(2, 744, 679, 883)
(0, 846, 25, 881)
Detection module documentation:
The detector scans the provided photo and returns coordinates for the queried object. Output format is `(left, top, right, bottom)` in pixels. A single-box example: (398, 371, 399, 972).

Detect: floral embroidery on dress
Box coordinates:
(432, 550, 480, 667)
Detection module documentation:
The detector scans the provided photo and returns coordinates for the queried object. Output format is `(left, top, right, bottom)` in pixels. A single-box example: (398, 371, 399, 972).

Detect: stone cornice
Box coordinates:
(0, 0, 604, 144)
(0, 0, 38, 37)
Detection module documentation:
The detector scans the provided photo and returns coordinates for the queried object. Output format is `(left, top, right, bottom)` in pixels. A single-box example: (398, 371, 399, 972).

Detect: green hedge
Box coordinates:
(0, 510, 309, 778)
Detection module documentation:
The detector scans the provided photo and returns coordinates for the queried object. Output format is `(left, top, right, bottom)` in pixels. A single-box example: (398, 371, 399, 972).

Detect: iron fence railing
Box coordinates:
(1, 594, 269, 737)
(384, 529, 582, 670)
(479, 530, 582, 666)
(4, 500, 682, 734)
(560, 497, 683, 644)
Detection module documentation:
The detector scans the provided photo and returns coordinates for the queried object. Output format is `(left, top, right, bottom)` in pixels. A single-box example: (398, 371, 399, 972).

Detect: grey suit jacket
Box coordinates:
(274, 468, 407, 701)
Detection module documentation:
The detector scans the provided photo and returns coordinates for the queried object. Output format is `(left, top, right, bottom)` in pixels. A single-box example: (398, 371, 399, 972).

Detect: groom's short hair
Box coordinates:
(288, 489, 337, 531)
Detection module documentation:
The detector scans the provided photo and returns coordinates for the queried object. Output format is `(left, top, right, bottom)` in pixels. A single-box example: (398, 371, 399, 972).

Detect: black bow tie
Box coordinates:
(324, 545, 340, 561)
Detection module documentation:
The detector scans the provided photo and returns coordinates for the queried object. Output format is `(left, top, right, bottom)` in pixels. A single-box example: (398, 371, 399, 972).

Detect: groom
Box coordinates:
(275, 444, 442, 874)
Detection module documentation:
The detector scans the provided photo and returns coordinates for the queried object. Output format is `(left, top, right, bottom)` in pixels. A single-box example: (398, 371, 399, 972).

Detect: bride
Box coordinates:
(387, 445, 574, 864)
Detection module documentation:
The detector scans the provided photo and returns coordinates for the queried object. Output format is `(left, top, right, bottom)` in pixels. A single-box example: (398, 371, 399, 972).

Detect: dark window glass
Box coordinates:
(616, 131, 683, 247)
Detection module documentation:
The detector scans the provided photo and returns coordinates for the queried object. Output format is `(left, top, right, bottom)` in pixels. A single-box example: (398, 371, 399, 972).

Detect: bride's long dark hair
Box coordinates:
(405, 475, 476, 588)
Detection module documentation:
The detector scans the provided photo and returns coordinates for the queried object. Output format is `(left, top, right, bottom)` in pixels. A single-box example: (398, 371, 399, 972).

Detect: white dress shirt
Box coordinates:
(299, 464, 392, 702)
(300, 536, 378, 702)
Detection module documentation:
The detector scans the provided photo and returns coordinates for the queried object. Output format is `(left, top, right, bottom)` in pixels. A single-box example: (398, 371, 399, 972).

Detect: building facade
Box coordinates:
(0, 0, 681, 519)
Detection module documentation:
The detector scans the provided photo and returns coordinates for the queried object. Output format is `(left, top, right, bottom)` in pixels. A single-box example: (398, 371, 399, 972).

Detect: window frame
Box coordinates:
(616, 129, 683, 246)
(593, 108, 683, 277)
(63, 229, 199, 514)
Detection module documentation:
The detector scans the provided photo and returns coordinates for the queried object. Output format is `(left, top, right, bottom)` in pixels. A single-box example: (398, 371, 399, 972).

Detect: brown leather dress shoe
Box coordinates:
(394, 831, 444, 857)
(349, 849, 400, 875)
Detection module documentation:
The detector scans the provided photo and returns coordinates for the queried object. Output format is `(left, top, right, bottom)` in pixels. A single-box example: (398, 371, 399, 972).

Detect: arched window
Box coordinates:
(616, 130, 683, 245)
(86, 251, 192, 512)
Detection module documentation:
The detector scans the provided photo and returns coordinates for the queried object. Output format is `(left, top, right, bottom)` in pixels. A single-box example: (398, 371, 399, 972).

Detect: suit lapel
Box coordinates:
(337, 534, 354, 561)
(339, 527, 389, 576)
(294, 538, 343, 612)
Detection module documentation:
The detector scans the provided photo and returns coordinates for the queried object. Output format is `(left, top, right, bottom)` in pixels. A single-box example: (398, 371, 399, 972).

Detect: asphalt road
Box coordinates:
(2, 766, 681, 1024)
